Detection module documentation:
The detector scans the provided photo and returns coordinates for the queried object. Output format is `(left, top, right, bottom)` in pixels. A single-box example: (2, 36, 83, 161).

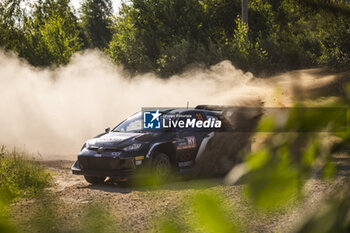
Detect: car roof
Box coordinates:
(164, 108, 217, 115)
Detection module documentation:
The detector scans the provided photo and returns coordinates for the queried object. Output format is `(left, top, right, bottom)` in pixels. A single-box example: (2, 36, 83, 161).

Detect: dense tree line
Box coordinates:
(0, 0, 112, 66)
(0, 0, 349, 76)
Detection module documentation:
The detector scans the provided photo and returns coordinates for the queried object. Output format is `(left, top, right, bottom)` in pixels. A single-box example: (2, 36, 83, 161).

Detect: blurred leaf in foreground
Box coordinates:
(243, 146, 300, 209)
(190, 193, 238, 233)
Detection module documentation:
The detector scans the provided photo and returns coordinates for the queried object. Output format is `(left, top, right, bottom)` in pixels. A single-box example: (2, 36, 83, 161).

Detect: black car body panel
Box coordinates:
(72, 106, 255, 179)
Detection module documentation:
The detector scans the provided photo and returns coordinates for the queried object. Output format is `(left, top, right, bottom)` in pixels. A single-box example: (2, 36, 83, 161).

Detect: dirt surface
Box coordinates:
(9, 154, 349, 233)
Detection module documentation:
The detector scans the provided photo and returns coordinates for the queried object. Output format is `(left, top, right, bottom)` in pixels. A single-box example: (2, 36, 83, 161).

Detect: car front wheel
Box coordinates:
(151, 152, 171, 183)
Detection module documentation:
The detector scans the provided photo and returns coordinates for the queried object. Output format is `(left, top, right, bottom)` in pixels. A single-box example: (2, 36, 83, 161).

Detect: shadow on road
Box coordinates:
(77, 177, 226, 194)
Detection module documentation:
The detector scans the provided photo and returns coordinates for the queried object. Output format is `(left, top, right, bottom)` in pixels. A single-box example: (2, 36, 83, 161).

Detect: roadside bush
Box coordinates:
(0, 146, 52, 203)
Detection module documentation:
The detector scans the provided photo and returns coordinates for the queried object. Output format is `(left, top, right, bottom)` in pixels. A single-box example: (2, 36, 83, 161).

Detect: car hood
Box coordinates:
(86, 132, 146, 149)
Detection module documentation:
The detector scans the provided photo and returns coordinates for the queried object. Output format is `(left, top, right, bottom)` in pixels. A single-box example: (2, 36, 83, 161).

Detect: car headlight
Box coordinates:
(123, 143, 142, 151)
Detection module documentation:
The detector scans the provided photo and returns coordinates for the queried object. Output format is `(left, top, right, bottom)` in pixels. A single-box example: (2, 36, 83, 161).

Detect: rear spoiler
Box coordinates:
(195, 105, 263, 121)
(195, 105, 235, 111)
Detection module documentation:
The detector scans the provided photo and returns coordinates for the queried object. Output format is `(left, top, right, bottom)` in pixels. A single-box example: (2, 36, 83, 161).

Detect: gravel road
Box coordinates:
(9, 154, 349, 233)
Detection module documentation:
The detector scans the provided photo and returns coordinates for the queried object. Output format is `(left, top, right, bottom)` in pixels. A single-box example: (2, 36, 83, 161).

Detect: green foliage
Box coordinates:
(80, 205, 118, 233)
(0, 0, 27, 53)
(0, 203, 17, 233)
(0, 147, 52, 203)
(242, 146, 301, 209)
(39, 12, 82, 65)
(225, 17, 268, 71)
(106, 0, 350, 76)
(28, 0, 82, 66)
(1, 0, 350, 73)
(317, 14, 350, 68)
(106, 4, 153, 74)
(80, 0, 113, 49)
(152, 191, 239, 233)
(231, 103, 349, 211)
(190, 193, 238, 233)
(107, 0, 267, 76)
(0, 0, 83, 66)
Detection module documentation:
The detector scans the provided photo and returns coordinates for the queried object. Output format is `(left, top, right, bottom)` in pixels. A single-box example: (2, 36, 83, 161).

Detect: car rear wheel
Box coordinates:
(84, 175, 106, 184)
(152, 152, 171, 183)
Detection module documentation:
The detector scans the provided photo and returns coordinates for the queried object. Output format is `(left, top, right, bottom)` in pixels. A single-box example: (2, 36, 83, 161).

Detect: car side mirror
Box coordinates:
(105, 128, 110, 133)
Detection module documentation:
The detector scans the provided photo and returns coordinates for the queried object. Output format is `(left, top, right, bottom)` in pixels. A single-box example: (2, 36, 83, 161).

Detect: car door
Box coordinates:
(174, 111, 209, 169)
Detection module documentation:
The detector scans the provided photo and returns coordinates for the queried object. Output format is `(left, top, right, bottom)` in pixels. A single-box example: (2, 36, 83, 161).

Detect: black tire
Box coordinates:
(84, 175, 106, 184)
(151, 152, 172, 183)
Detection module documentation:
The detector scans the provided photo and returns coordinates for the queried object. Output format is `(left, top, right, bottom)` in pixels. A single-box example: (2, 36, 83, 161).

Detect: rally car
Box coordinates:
(72, 105, 257, 184)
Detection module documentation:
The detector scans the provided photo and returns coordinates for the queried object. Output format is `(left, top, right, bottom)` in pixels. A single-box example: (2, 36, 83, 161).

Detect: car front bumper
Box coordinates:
(71, 158, 138, 178)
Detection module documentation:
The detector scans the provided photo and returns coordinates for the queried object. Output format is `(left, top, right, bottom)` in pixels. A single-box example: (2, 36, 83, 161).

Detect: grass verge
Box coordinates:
(0, 146, 52, 203)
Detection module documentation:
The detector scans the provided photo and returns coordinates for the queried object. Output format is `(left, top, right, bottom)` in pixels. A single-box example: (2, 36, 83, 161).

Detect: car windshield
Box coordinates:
(113, 112, 142, 132)
(113, 110, 197, 133)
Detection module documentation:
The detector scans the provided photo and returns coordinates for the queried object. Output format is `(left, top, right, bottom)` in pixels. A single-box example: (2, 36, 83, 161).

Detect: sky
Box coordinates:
(25, 0, 124, 15)
(70, 0, 123, 14)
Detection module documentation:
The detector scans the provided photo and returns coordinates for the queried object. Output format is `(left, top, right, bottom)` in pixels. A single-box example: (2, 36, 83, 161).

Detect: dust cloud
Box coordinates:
(1, 49, 328, 159)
